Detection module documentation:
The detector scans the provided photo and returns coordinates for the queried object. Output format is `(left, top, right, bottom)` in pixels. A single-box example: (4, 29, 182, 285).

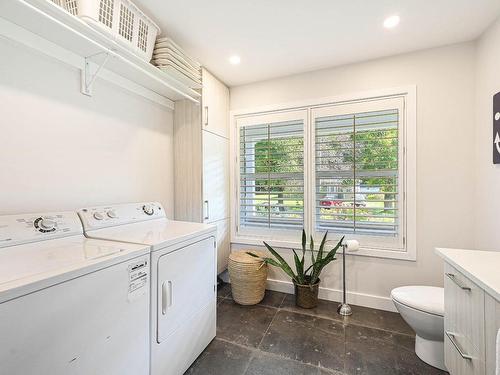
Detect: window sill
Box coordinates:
(231, 236, 417, 261)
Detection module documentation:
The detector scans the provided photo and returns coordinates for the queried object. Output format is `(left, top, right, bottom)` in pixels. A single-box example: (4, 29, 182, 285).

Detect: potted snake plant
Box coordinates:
(248, 230, 343, 309)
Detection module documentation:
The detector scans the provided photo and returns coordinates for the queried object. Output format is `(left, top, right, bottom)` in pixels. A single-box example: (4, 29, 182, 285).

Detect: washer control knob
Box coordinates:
(107, 210, 117, 219)
(40, 218, 57, 230)
(143, 205, 154, 216)
(93, 212, 104, 220)
(34, 217, 57, 232)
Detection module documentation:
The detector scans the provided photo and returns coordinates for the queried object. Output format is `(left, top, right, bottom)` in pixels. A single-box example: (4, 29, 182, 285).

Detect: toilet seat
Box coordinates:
(391, 286, 444, 317)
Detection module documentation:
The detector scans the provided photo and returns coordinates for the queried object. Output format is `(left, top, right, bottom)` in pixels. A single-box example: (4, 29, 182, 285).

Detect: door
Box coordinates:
(202, 68, 229, 138)
(203, 131, 230, 223)
(157, 237, 216, 343)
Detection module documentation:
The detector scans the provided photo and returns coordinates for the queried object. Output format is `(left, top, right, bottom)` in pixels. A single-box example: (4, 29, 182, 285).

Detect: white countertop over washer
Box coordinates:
(436, 247, 500, 301)
(0, 211, 149, 303)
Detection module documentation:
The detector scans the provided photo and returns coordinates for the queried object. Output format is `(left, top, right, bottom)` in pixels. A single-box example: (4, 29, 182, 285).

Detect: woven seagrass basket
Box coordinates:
(228, 251, 267, 305)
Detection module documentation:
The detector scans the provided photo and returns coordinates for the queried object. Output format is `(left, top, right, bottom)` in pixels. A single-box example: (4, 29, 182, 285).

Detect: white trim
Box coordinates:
(231, 237, 415, 261)
(265, 278, 397, 312)
(230, 86, 416, 117)
(230, 86, 417, 261)
(404, 87, 417, 261)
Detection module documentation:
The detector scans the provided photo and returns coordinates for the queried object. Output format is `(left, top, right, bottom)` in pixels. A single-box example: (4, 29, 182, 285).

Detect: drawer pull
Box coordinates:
(445, 273, 471, 291)
(445, 331, 473, 360)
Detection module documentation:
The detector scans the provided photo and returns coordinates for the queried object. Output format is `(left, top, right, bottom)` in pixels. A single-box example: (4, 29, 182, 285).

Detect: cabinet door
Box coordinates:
(485, 294, 500, 375)
(444, 264, 485, 375)
(173, 100, 203, 222)
(203, 131, 229, 223)
(156, 237, 216, 343)
(215, 218, 230, 274)
(202, 68, 229, 139)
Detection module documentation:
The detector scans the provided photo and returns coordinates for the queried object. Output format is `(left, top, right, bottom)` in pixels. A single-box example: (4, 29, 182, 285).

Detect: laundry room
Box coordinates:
(1, 1, 500, 375)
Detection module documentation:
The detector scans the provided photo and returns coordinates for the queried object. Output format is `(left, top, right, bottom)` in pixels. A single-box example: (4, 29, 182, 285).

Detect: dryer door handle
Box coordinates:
(161, 281, 173, 315)
(204, 200, 209, 221)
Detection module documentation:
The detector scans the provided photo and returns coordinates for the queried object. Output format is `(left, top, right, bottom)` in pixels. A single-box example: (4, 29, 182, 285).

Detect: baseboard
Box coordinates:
(265, 278, 397, 312)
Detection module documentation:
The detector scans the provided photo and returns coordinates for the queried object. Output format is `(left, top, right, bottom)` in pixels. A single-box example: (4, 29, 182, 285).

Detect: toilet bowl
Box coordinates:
(391, 286, 446, 371)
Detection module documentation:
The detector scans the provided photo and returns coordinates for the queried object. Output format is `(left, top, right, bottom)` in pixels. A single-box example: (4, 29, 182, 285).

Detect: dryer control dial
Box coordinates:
(93, 212, 104, 220)
(142, 205, 154, 216)
(107, 210, 117, 218)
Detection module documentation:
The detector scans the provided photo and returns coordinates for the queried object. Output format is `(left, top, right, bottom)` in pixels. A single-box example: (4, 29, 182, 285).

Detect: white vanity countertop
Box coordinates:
(436, 248, 500, 301)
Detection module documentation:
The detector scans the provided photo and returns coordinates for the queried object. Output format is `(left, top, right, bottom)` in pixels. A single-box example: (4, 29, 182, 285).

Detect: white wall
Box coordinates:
(474, 17, 500, 251)
(0, 39, 174, 216)
(230, 43, 477, 310)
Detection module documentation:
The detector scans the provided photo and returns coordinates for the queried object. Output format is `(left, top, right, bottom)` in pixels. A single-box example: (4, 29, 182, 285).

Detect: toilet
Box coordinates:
(391, 286, 446, 371)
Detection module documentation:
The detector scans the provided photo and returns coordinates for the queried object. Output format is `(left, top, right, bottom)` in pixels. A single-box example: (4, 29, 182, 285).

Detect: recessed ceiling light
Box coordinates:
(229, 55, 241, 65)
(383, 15, 400, 29)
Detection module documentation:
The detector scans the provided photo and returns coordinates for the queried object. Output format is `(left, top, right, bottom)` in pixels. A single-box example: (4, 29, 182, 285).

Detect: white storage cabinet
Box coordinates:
(202, 68, 230, 138)
(174, 68, 230, 274)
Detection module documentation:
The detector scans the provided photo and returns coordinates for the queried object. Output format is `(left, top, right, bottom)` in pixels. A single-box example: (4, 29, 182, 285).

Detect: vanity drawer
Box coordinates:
(445, 331, 485, 375)
(444, 264, 485, 375)
(444, 264, 485, 352)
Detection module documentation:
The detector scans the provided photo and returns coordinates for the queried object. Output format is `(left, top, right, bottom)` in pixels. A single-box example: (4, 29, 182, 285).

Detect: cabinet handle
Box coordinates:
(204, 106, 209, 126)
(445, 273, 471, 291)
(445, 331, 473, 360)
(204, 200, 209, 221)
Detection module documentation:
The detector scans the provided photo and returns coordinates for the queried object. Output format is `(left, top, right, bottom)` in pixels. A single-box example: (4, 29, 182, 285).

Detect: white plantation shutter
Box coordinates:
(237, 111, 307, 237)
(312, 97, 405, 247)
(234, 95, 412, 255)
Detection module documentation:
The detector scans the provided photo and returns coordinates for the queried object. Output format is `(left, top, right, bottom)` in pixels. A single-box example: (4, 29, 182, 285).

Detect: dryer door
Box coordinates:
(156, 236, 216, 343)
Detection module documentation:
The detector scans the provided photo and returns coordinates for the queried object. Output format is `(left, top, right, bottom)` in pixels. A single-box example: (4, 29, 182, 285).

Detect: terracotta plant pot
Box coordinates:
(294, 278, 320, 309)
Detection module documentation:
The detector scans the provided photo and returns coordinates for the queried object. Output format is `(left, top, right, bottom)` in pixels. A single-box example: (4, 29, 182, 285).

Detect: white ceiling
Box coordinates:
(141, 0, 500, 86)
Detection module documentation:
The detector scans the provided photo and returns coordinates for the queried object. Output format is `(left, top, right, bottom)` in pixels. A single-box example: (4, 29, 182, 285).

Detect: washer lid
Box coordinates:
(0, 235, 149, 303)
(391, 286, 444, 316)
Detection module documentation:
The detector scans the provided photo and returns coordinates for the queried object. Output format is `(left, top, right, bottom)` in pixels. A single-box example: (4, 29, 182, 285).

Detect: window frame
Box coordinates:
(311, 97, 405, 251)
(236, 109, 309, 240)
(230, 86, 417, 261)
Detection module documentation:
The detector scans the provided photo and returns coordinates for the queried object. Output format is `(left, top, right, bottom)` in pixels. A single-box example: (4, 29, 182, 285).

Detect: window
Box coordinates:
(233, 89, 416, 260)
(313, 98, 404, 250)
(237, 111, 307, 239)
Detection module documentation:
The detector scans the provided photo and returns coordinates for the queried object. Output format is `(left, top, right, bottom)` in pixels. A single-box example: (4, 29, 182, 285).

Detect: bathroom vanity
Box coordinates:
(436, 248, 500, 375)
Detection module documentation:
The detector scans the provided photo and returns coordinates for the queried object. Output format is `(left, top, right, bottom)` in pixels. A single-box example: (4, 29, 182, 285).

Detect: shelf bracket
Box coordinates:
(81, 51, 111, 96)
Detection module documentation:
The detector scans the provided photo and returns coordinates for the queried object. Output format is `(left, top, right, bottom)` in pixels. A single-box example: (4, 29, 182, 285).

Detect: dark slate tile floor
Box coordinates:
(186, 284, 448, 375)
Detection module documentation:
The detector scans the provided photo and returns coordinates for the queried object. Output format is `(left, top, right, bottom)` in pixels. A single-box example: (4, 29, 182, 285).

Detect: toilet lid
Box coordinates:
(391, 286, 444, 316)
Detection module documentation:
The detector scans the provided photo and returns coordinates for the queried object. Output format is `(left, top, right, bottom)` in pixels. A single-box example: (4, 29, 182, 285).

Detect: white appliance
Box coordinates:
(78, 202, 217, 375)
(0, 211, 151, 375)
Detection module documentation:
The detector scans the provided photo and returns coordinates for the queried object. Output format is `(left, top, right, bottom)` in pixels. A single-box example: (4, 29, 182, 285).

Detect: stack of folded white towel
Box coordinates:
(151, 37, 202, 89)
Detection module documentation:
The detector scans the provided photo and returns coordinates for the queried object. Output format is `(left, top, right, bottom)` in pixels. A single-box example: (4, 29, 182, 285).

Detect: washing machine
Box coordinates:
(78, 202, 217, 375)
(0, 211, 150, 375)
